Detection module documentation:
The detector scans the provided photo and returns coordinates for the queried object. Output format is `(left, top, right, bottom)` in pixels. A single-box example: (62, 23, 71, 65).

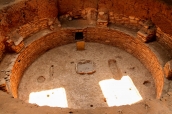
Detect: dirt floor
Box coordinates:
(18, 43, 155, 109)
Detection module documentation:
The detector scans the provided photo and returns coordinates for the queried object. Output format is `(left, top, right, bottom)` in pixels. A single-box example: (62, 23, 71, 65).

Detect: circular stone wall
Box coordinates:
(10, 27, 164, 99)
(19, 43, 155, 109)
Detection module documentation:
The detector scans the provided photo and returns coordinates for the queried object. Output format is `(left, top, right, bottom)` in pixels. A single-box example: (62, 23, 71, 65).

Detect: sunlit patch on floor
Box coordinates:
(99, 76, 143, 107)
(29, 88, 68, 108)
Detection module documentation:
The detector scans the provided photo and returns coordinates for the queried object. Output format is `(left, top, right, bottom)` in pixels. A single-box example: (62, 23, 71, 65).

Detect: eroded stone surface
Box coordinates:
(137, 20, 156, 43)
(164, 60, 172, 79)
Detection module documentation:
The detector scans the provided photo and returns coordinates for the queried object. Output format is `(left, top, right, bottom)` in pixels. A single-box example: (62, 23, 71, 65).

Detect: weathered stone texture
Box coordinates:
(37, 0, 58, 19)
(0, 0, 171, 101)
(9, 27, 164, 99)
(0, 0, 58, 60)
(10, 30, 74, 98)
(137, 20, 156, 42)
(56, 0, 172, 61)
(0, 0, 58, 35)
(164, 60, 172, 79)
(0, 40, 5, 61)
(18, 18, 50, 38)
(108, 0, 172, 36)
(108, 13, 143, 29)
(156, 27, 172, 54)
(58, 0, 98, 15)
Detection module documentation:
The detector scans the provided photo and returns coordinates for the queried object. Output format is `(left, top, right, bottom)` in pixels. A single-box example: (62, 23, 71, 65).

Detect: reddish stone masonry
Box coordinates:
(7, 27, 164, 99)
(1, 0, 171, 101)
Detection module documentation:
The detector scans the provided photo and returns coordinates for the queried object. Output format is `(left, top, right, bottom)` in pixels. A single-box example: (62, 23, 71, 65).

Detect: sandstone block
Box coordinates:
(11, 41, 25, 53)
(76, 41, 85, 50)
(137, 31, 148, 38)
(164, 60, 172, 79)
(130, 19, 138, 24)
(156, 33, 161, 38)
(129, 16, 135, 20)
(143, 20, 154, 29)
(137, 20, 156, 43)
(138, 21, 144, 26)
(109, 12, 113, 16)
(122, 17, 129, 21)
(99, 12, 104, 15)
(135, 18, 140, 21)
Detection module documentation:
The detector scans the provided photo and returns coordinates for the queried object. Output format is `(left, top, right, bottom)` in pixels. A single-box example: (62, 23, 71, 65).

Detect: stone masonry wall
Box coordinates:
(57, 0, 98, 15)
(0, 0, 170, 100)
(18, 18, 50, 38)
(1, 0, 172, 59)
(0, 0, 58, 61)
(10, 27, 164, 99)
(0, 40, 5, 61)
(58, 0, 172, 36)
(59, 9, 145, 30)
(156, 27, 172, 54)
(10, 29, 74, 98)
(0, 0, 58, 35)
(108, 13, 144, 30)
(57, 0, 172, 58)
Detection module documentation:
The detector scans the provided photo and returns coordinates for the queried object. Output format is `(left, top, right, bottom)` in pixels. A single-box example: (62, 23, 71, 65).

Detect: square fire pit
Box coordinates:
(76, 60, 96, 74)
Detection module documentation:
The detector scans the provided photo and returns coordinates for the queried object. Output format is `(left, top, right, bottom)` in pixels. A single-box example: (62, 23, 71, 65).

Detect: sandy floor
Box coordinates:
(18, 43, 155, 109)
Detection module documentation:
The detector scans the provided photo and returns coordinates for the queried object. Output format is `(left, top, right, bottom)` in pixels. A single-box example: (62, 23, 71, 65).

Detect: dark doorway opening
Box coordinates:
(75, 32, 84, 41)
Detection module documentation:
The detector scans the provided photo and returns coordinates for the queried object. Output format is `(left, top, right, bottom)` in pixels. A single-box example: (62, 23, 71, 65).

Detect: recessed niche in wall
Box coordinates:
(75, 32, 84, 41)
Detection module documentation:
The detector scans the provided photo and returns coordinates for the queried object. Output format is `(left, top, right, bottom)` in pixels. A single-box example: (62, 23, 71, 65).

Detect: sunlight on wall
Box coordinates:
(99, 76, 143, 107)
(29, 88, 68, 108)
